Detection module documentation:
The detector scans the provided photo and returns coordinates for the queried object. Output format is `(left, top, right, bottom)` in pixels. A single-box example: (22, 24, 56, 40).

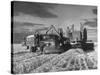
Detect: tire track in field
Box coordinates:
(31, 49, 97, 73)
(13, 52, 41, 62)
(13, 49, 97, 74)
(13, 54, 57, 74)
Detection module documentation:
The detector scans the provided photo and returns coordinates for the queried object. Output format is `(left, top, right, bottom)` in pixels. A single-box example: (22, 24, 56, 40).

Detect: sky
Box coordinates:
(12, 1, 97, 42)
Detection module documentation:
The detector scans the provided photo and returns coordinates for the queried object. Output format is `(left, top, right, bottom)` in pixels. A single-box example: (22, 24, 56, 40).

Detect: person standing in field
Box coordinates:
(34, 31, 40, 46)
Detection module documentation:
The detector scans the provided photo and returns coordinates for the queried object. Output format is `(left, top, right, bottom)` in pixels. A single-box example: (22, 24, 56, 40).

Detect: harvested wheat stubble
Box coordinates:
(13, 54, 57, 74)
(31, 49, 97, 73)
(86, 51, 97, 69)
(13, 52, 38, 62)
(13, 48, 97, 74)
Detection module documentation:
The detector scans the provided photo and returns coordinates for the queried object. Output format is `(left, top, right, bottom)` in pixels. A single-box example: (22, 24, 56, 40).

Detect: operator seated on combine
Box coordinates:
(58, 28, 64, 46)
(58, 28, 71, 50)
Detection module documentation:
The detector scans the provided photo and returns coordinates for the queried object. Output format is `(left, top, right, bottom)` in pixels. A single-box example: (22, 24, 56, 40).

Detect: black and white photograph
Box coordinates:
(11, 1, 97, 74)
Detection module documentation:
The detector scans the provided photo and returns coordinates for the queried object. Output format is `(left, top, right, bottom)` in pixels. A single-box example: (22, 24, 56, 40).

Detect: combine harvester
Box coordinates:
(23, 24, 94, 54)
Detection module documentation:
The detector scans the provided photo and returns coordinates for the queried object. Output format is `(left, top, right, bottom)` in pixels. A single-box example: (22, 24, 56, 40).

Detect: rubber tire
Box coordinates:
(30, 46, 36, 52)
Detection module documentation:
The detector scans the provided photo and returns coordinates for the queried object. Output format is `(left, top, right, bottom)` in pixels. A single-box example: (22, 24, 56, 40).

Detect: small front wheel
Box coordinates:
(30, 46, 36, 52)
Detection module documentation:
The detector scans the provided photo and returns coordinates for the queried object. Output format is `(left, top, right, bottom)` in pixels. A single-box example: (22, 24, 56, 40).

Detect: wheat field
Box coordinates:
(12, 44, 97, 74)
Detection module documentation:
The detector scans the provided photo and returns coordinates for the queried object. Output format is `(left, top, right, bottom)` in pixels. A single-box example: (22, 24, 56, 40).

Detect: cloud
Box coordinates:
(12, 1, 58, 18)
(35, 27, 49, 31)
(23, 22, 44, 26)
(13, 21, 45, 33)
(13, 22, 44, 27)
(92, 8, 97, 15)
(83, 18, 97, 27)
(82, 8, 97, 28)
(13, 27, 30, 33)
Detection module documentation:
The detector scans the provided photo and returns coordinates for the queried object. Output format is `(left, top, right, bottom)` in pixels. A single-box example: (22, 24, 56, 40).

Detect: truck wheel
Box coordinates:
(36, 47, 42, 55)
(27, 46, 29, 49)
(30, 46, 36, 52)
(41, 46, 45, 54)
